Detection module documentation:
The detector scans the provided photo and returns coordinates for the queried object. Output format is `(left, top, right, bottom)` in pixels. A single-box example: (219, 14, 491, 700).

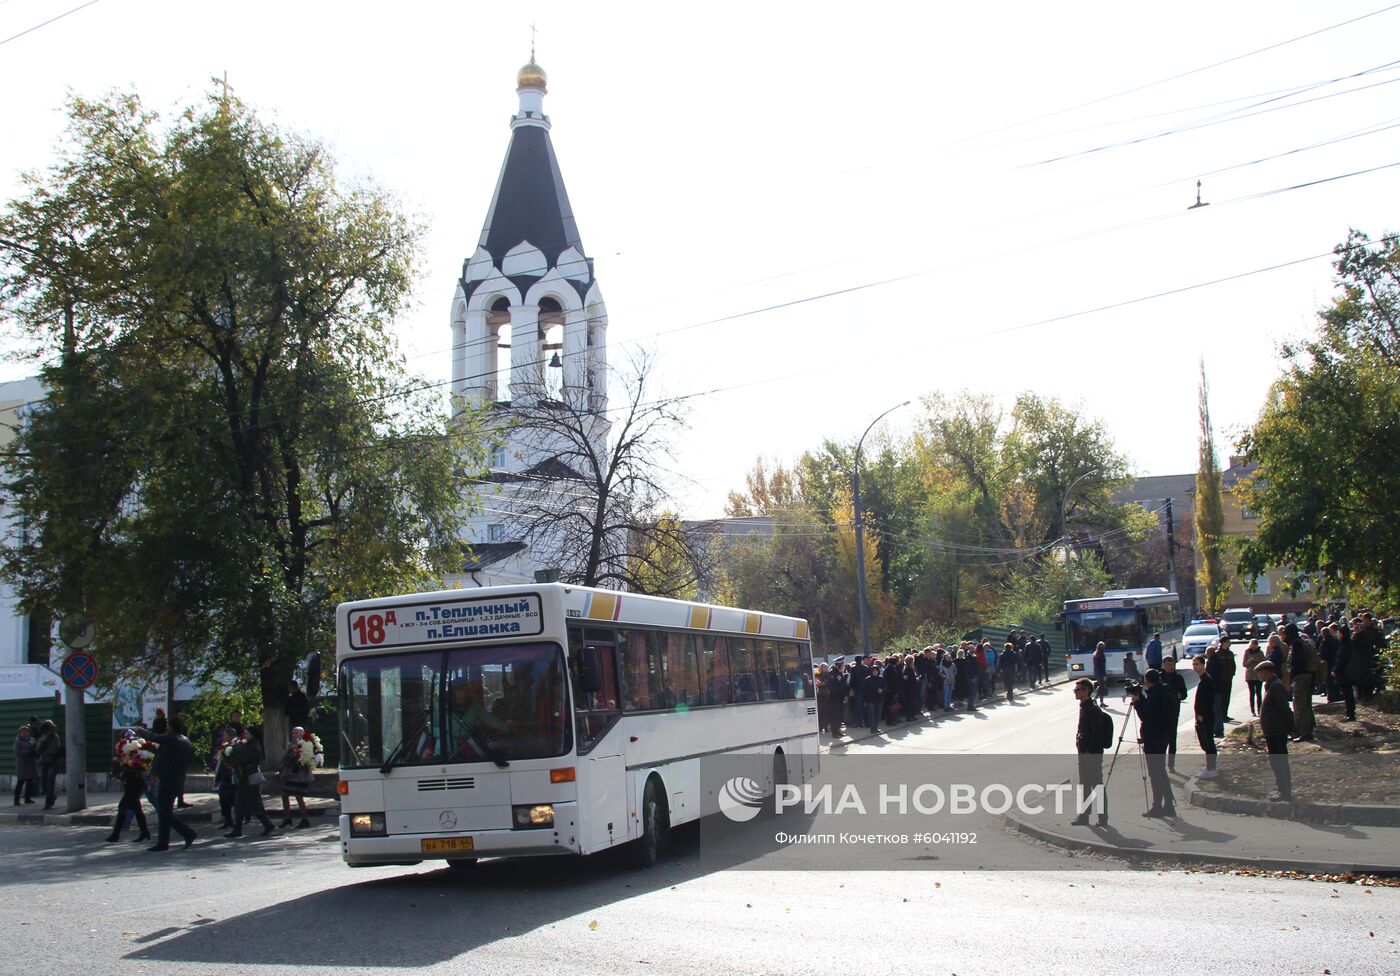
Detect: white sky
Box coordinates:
(2, 1, 1397, 517)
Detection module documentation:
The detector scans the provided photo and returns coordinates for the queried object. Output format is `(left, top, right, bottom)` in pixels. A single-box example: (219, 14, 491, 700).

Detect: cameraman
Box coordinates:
(1129, 669, 1177, 818)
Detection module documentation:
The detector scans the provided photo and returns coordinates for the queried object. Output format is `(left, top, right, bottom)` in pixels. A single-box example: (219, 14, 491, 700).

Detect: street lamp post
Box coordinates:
(852, 401, 910, 660)
(1060, 469, 1099, 554)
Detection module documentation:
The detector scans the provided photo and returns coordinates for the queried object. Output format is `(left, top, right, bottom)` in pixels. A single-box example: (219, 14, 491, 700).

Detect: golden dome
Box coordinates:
(517, 60, 548, 91)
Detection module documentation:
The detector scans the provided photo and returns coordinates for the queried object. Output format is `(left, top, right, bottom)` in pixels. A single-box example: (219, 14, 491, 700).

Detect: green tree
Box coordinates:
(995, 551, 1112, 625)
(1237, 230, 1400, 605)
(1195, 360, 1229, 614)
(0, 88, 481, 752)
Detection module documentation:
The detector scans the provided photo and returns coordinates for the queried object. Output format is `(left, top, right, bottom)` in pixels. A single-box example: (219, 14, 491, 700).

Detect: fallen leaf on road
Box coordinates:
(588, 920, 599, 931)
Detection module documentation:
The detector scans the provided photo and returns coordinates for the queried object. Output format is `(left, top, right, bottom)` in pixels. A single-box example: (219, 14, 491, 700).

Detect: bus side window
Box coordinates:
(619, 629, 654, 712)
(569, 626, 620, 750)
(645, 630, 670, 708)
(664, 632, 697, 708)
(753, 639, 780, 700)
(701, 635, 732, 705)
(731, 638, 756, 703)
(777, 640, 803, 699)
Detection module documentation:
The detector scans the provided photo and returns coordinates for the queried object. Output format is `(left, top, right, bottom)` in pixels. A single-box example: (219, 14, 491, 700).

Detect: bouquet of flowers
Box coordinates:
(116, 734, 155, 772)
(293, 730, 325, 769)
(221, 731, 257, 768)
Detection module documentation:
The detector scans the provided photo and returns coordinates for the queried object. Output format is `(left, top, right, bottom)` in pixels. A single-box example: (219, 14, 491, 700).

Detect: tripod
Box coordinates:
(1102, 702, 1151, 814)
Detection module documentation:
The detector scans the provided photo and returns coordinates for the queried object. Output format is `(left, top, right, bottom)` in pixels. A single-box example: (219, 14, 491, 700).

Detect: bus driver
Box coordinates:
(448, 675, 510, 759)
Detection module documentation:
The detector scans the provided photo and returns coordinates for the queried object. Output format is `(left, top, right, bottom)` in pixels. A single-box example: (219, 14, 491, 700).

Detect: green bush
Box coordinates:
(183, 686, 263, 768)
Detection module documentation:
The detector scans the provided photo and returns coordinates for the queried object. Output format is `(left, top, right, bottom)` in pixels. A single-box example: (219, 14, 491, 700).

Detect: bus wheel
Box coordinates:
(446, 858, 478, 872)
(635, 778, 668, 868)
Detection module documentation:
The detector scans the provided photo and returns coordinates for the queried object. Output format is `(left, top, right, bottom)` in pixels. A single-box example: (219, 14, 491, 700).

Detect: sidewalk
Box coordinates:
(1005, 764, 1400, 876)
(0, 790, 338, 829)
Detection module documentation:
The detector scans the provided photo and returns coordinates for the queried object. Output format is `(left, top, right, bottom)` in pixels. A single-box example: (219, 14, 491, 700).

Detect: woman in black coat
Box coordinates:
(35, 721, 61, 810)
(901, 660, 920, 722)
(106, 738, 151, 843)
(12, 725, 38, 804)
(225, 730, 276, 837)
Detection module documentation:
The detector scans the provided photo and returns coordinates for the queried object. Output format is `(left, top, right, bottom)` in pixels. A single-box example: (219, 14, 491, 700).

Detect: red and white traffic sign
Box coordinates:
(60, 652, 97, 690)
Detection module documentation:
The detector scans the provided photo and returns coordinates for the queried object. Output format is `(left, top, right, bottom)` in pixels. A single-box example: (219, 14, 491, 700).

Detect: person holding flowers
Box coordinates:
(222, 725, 276, 838)
(106, 730, 154, 843)
(278, 726, 323, 828)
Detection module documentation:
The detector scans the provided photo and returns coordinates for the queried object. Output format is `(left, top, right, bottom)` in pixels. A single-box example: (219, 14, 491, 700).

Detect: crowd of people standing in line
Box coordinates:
(814, 631, 1056, 738)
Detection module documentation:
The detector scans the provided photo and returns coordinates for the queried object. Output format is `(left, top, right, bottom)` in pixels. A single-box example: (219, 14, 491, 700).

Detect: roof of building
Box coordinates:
(467, 69, 592, 305)
(461, 541, 528, 572)
(483, 456, 588, 485)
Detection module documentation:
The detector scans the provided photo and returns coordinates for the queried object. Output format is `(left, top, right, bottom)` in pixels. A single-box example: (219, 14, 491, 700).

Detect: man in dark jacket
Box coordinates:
(862, 666, 885, 734)
(1283, 623, 1316, 741)
(848, 657, 869, 729)
(1190, 655, 1218, 778)
(1000, 643, 1019, 703)
(1215, 638, 1238, 726)
(1333, 624, 1359, 721)
(1130, 670, 1176, 817)
(1318, 625, 1341, 702)
(1160, 656, 1188, 772)
(823, 662, 848, 739)
(286, 680, 311, 730)
(1091, 642, 1107, 705)
(1070, 679, 1109, 826)
(1256, 660, 1295, 801)
(139, 713, 197, 851)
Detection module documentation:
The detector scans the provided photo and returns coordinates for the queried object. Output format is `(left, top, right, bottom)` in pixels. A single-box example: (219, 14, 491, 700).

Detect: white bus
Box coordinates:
(335, 583, 818, 870)
(1061, 588, 1184, 682)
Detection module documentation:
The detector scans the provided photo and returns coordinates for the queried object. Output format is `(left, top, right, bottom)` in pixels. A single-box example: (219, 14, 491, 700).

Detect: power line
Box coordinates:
(0, 0, 104, 48)
(945, 2, 1400, 148)
(1024, 65, 1400, 167)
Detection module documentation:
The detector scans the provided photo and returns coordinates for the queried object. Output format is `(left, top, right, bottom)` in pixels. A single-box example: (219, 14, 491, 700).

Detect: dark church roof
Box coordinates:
(467, 123, 592, 301)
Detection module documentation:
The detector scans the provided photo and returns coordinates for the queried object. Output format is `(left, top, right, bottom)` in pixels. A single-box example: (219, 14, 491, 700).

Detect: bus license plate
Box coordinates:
(421, 837, 474, 854)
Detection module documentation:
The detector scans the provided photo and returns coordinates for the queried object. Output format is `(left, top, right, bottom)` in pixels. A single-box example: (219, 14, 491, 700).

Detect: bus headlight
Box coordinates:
(350, 813, 386, 836)
(512, 804, 555, 829)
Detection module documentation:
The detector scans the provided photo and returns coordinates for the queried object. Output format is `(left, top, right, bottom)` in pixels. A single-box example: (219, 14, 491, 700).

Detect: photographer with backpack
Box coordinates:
(1070, 678, 1111, 827)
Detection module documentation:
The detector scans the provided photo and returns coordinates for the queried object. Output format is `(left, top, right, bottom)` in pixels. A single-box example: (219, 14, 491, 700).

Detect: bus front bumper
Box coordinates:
(339, 805, 580, 866)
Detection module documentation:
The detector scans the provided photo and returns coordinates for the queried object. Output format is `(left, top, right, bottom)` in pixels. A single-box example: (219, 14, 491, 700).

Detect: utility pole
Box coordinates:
(1164, 497, 1179, 596)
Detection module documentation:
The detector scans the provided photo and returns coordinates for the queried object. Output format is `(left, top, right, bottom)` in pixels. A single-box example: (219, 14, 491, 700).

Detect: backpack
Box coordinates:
(1098, 706, 1114, 750)
(1304, 638, 1327, 685)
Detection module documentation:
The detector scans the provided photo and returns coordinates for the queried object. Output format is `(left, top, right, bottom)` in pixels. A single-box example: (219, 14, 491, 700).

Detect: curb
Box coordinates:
(1003, 811, 1400, 877)
(1183, 778, 1400, 827)
(0, 803, 338, 829)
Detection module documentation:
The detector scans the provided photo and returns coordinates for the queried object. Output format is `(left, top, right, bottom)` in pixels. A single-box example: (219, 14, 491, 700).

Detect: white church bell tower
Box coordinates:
(450, 56, 611, 585)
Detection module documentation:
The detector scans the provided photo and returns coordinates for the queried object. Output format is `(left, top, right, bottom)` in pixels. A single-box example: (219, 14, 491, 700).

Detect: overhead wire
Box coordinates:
(943, 2, 1400, 148)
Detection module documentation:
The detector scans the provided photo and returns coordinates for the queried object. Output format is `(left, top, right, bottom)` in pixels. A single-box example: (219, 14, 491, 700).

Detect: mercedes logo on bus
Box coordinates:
(438, 810, 458, 829)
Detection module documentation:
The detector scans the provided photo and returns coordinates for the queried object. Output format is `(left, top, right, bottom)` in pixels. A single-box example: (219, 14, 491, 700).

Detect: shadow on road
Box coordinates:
(124, 827, 720, 969)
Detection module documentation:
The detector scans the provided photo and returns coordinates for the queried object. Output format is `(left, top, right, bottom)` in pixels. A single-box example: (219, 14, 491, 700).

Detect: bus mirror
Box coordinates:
(580, 647, 603, 694)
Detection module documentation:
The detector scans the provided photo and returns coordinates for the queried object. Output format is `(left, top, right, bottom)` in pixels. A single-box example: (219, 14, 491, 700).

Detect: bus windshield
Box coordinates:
(339, 642, 570, 768)
(1066, 609, 1143, 652)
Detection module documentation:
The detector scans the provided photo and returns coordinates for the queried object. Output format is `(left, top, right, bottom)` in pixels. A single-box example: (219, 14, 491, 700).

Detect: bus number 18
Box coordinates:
(351, 611, 397, 645)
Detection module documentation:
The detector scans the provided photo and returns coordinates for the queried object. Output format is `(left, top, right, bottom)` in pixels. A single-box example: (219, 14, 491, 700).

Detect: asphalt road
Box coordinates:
(3, 676, 1396, 976)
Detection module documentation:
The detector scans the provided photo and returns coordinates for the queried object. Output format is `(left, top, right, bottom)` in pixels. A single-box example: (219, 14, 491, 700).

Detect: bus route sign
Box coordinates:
(346, 593, 544, 650)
